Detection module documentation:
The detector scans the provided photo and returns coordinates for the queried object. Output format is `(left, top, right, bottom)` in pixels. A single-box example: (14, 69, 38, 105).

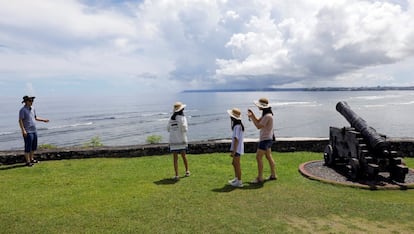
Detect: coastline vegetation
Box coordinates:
(82, 136, 104, 148)
(146, 135, 162, 144)
(1, 152, 413, 233)
(38, 143, 58, 150)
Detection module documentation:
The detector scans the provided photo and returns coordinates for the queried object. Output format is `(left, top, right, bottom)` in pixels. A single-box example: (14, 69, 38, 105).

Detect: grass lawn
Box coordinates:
(1, 152, 413, 233)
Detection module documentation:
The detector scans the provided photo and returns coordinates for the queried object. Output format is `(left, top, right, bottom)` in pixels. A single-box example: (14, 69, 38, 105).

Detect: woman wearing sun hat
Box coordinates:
(227, 108, 245, 188)
(247, 97, 277, 183)
(167, 102, 190, 180)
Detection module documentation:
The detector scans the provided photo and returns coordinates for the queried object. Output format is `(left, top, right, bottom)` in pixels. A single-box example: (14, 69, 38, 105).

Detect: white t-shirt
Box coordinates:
(230, 124, 244, 155)
(167, 115, 188, 150)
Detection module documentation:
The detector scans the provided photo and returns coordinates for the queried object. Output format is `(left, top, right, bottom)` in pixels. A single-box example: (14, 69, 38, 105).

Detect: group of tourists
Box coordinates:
(19, 95, 277, 187)
(166, 97, 277, 188)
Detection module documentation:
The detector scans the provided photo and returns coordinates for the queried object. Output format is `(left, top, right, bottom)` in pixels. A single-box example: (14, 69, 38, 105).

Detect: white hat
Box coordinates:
(173, 102, 186, 112)
(227, 108, 242, 120)
(254, 98, 271, 109)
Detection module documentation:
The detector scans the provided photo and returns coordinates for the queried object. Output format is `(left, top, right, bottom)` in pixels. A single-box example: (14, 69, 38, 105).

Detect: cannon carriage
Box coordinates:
(324, 101, 408, 182)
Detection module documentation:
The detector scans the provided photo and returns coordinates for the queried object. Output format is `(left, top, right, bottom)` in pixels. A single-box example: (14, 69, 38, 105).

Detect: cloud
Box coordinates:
(215, 0, 414, 88)
(1, 0, 414, 95)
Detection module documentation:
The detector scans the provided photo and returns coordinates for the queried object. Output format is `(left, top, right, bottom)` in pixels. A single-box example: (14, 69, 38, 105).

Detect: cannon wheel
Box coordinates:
(348, 158, 360, 181)
(323, 145, 335, 166)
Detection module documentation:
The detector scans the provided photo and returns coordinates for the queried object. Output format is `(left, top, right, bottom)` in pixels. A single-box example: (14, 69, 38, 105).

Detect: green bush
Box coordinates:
(38, 144, 58, 150)
(83, 136, 104, 148)
(146, 135, 162, 144)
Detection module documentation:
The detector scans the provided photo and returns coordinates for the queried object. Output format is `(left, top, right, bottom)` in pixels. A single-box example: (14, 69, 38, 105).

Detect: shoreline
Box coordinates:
(1, 137, 413, 165)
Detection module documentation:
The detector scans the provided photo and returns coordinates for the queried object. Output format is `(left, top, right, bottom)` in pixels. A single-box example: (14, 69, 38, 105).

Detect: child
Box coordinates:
(227, 108, 245, 188)
(167, 102, 190, 180)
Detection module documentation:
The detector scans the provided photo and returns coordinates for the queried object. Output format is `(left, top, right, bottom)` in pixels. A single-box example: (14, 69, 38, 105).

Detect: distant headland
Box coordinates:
(182, 86, 414, 93)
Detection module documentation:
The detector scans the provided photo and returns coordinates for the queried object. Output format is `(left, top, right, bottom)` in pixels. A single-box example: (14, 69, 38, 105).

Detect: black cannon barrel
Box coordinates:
(336, 101, 388, 155)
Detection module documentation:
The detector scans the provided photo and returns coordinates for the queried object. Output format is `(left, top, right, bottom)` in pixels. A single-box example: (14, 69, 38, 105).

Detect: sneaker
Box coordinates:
(172, 176, 180, 181)
(228, 177, 237, 184)
(26, 162, 34, 167)
(230, 179, 243, 188)
(185, 171, 191, 177)
(31, 159, 39, 164)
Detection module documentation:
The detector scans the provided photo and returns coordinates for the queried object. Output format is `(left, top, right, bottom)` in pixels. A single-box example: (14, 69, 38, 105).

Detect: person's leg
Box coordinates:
(232, 156, 237, 178)
(181, 151, 189, 173)
(173, 152, 179, 177)
(233, 156, 241, 181)
(29, 132, 38, 163)
(23, 133, 33, 166)
(24, 153, 31, 164)
(255, 149, 266, 182)
(265, 148, 277, 178)
(29, 151, 35, 162)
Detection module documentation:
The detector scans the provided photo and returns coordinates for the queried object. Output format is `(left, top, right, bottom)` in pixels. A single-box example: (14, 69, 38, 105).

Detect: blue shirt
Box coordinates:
(19, 106, 37, 133)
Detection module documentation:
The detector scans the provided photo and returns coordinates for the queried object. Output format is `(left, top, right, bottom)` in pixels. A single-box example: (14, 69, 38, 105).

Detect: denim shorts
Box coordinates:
(258, 140, 273, 150)
(170, 148, 188, 153)
(24, 132, 38, 153)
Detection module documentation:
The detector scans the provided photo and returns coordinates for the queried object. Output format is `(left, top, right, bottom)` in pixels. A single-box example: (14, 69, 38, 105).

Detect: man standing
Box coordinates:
(18, 96, 49, 167)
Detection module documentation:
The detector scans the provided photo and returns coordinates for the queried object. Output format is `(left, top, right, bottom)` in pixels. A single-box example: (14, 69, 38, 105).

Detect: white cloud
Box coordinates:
(1, 0, 414, 95)
(215, 0, 414, 88)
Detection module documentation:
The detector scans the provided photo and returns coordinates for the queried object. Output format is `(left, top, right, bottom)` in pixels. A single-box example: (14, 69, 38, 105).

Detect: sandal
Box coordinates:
(267, 175, 278, 181)
(250, 178, 264, 184)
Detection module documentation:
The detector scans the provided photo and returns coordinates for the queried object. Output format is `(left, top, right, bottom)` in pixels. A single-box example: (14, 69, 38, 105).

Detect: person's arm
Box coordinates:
(18, 119, 27, 137)
(35, 116, 49, 123)
(247, 109, 264, 129)
(231, 137, 239, 157)
(181, 116, 188, 132)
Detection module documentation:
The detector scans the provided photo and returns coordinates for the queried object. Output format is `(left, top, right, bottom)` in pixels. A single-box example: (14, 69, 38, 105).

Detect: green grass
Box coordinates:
(1, 152, 413, 233)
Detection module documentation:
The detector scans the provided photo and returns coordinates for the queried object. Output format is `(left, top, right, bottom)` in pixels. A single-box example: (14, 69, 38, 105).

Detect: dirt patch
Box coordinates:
(285, 215, 413, 233)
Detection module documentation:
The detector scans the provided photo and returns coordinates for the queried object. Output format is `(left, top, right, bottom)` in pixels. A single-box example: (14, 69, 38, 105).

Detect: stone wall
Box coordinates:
(1, 137, 413, 165)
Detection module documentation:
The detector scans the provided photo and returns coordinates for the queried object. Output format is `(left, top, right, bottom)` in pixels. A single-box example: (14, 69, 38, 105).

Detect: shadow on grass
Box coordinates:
(0, 164, 27, 170)
(212, 182, 264, 192)
(153, 178, 180, 185)
(211, 185, 236, 193)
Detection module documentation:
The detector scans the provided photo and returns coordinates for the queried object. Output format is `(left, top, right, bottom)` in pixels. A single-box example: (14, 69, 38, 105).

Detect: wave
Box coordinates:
(394, 101, 414, 105)
(78, 111, 169, 122)
(0, 131, 14, 136)
(350, 94, 401, 100)
(38, 122, 94, 131)
(273, 101, 320, 107)
(363, 104, 386, 108)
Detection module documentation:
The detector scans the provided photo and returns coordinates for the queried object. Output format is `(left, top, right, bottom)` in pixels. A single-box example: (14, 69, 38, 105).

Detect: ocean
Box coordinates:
(1, 90, 414, 151)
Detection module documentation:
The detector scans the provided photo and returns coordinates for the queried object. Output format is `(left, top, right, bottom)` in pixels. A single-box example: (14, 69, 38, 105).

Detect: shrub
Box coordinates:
(39, 144, 58, 150)
(83, 136, 104, 148)
(146, 135, 162, 144)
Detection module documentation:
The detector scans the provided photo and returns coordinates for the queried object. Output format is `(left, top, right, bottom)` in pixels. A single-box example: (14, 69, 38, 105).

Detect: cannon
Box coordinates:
(324, 101, 408, 182)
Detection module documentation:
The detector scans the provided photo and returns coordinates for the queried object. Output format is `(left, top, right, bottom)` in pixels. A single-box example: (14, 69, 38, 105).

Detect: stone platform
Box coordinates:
(299, 160, 414, 190)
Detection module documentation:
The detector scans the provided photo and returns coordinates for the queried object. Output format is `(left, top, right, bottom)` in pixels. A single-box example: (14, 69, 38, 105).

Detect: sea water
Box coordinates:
(1, 91, 414, 150)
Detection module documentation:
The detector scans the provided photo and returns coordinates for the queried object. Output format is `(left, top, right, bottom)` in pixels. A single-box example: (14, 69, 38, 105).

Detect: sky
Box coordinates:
(1, 0, 414, 96)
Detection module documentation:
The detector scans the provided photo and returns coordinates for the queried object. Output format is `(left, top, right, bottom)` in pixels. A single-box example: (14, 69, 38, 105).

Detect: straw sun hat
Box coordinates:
(227, 108, 242, 120)
(173, 102, 186, 112)
(254, 97, 271, 109)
